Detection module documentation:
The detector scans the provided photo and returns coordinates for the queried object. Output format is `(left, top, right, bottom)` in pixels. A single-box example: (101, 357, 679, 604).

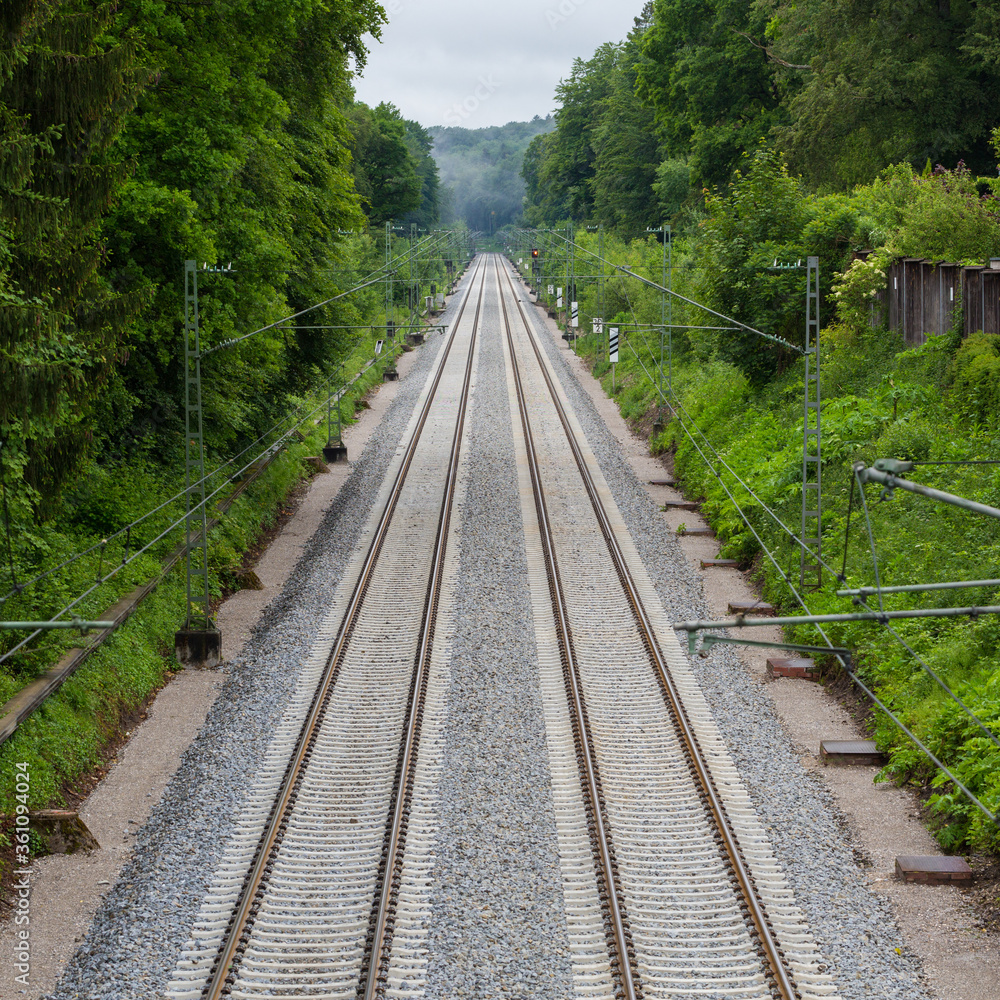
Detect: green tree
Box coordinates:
(541, 43, 621, 221)
(521, 131, 567, 227)
(0, 0, 148, 508)
(638, 0, 788, 189)
(348, 102, 422, 226)
(400, 120, 440, 230)
(693, 146, 857, 382)
(590, 25, 661, 236)
(99, 0, 385, 457)
(767, 0, 1000, 188)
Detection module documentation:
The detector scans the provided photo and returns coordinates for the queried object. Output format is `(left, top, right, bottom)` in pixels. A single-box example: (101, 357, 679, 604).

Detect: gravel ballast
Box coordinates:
(45, 258, 938, 1000)
(422, 286, 573, 998)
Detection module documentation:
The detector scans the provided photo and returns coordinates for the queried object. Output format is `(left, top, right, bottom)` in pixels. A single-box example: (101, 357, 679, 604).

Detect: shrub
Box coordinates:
(950, 332, 1000, 427)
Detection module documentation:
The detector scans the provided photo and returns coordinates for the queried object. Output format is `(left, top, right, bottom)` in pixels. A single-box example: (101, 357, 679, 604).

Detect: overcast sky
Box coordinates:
(352, 0, 643, 129)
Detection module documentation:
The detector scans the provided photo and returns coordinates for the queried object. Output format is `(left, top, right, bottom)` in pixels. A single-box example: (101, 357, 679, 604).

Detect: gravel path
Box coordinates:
(423, 282, 573, 999)
(516, 275, 934, 1000)
(44, 301, 459, 1000)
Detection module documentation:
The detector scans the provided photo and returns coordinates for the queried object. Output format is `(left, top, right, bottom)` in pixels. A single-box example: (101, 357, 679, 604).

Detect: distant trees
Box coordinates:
(430, 117, 553, 232)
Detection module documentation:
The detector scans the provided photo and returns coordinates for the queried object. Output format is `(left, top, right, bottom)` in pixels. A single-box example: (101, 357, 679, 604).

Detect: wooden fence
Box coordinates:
(866, 255, 1000, 345)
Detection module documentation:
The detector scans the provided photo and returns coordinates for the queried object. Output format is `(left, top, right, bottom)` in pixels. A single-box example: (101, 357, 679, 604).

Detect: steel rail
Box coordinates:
(358, 254, 486, 1000)
(200, 253, 487, 1000)
(497, 266, 639, 999)
(497, 258, 799, 1000)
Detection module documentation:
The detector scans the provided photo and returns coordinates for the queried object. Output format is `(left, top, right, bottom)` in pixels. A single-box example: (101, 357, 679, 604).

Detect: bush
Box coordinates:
(950, 332, 1000, 427)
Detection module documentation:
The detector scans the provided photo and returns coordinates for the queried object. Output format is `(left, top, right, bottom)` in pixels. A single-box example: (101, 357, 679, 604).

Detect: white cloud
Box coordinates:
(353, 0, 642, 127)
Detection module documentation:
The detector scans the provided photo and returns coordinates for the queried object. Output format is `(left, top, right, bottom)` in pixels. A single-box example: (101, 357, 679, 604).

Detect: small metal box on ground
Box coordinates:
(895, 856, 972, 885)
(819, 740, 883, 765)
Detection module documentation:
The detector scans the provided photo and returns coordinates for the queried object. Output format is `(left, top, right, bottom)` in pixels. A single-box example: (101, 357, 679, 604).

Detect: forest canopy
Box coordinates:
(523, 0, 1000, 231)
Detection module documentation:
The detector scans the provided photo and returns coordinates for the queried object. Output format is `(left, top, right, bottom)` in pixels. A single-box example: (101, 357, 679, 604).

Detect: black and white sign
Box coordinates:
(609, 327, 619, 364)
(374, 339, 384, 356)
(571, 301, 579, 327)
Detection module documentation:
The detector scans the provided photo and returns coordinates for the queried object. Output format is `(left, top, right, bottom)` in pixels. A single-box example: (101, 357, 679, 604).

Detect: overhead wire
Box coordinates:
(201, 230, 453, 357)
(0, 344, 387, 663)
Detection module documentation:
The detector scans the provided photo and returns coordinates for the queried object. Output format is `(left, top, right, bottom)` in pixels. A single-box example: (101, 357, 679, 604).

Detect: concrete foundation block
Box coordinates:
(174, 628, 222, 668)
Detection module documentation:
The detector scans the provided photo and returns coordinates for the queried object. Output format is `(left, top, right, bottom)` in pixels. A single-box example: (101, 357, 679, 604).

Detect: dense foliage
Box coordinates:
(517, 138, 1000, 849)
(0, 0, 453, 745)
(0, 0, 445, 528)
(524, 0, 1000, 228)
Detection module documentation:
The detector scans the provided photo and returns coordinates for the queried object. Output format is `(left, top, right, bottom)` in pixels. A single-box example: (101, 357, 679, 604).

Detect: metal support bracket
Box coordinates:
(855, 461, 1000, 520)
(687, 632, 850, 662)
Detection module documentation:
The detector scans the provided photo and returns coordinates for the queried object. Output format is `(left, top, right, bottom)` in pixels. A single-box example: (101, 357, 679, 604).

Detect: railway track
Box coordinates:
(167, 254, 840, 1000)
(167, 255, 486, 1000)
(494, 258, 838, 1000)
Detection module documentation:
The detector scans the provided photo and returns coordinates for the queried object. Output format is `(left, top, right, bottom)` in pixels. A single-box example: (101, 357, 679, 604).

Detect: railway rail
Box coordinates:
(168, 254, 840, 1000)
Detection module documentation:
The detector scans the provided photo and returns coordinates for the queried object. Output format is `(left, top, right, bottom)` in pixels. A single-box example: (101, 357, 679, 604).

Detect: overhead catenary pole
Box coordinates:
(667, 225, 673, 401)
(647, 223, 670, 431)
(800, 256, 822, 589)
(178, 259, 233, 666)
(569, 221, 576, 342)
(598, 225, 604, 333)
(385, 221, 392, 331)
(183, 262, 210, 634)
(410, 223, 418, 333)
